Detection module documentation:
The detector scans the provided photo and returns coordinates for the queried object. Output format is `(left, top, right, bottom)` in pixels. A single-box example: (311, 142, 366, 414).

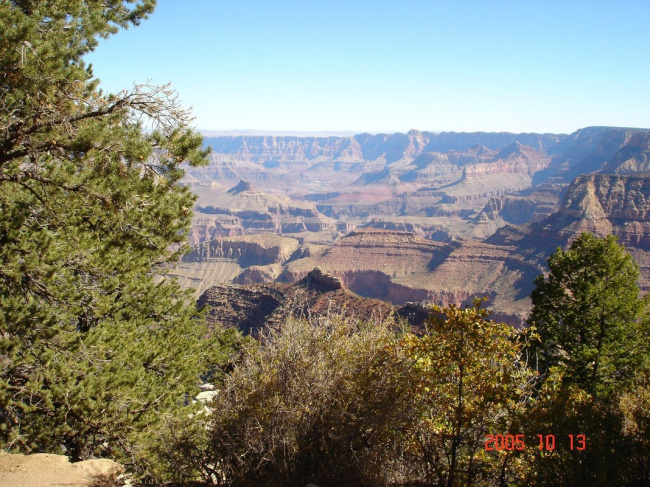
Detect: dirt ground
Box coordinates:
(0, 452, 124, 487)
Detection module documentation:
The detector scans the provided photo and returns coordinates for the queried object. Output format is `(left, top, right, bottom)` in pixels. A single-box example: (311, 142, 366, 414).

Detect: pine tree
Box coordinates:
(0, 0, 239, 475)
(523, 234, 650, 486)
(528, 232, 650, 397)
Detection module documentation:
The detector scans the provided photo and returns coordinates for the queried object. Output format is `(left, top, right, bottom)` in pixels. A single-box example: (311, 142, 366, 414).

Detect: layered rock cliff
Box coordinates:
(173, 127, 650, 328)
(489, 172, 650, 291)
(537, 174, 650, 248)
(188, 180, 335, 243)
(185, 233, 301, 266)
(180, 168, 650, 328)
(602, 132, 650, 174)
(533, 126, 650, 184)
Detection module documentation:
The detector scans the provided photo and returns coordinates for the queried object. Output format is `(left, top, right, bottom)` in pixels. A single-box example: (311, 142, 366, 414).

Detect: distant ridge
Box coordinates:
(200, 126, 650, 140)
(200, 129, 359, 137)
(201, 131, 565, 161)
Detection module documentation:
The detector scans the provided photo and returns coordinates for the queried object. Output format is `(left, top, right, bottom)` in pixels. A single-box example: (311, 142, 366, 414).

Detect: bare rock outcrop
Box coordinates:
(187, 128, 650, 236)
(477, 197, 539, 225)
(227, 179, 257, 194)
(188, 181, 334, 243)
(277, 229, 537, 324)
(298, 267, 343, 292)
(535, 126, 650, 184)
(602, 132, 650, 174)
(186, 173, 650, 327)
(489, 172, 650, 292)
(179, 128, 650, 326)
(475, 189, 560, 227)
(199, 268, 398, 334)
(232, 265, 280, 285)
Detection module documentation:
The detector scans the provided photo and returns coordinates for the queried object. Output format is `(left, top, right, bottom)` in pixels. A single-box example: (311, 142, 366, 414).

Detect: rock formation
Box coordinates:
(185, 127, 650, 246)
(489, 172, 650, 291)
(171, 127, 650, 327)
(185, 233, 301, 266)
(198, 267, 402, 335)
(298, 267, 344, 292)
(187, 180, 335, 243)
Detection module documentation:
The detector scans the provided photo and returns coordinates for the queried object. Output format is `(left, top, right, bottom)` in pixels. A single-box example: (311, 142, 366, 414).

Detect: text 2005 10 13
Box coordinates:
(485, 434, 586, 451)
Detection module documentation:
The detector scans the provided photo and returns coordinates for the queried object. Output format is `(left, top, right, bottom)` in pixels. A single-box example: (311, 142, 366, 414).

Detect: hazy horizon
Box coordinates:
(199, 125, 650, 138)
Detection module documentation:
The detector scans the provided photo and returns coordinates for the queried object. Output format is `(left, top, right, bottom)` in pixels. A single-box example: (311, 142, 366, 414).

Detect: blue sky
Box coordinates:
(86, 0, 650, 134)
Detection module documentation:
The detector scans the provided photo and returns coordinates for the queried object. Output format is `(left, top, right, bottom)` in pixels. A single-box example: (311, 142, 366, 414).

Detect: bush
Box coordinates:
(159, 313, 418, 487)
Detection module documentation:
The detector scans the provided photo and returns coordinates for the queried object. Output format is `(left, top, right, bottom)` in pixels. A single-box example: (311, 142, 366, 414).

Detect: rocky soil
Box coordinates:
(0, 453, 125, 487)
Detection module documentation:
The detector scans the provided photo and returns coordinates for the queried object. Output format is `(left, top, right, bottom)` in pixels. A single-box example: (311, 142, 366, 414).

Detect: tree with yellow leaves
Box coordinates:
(402, 300, 536, 486)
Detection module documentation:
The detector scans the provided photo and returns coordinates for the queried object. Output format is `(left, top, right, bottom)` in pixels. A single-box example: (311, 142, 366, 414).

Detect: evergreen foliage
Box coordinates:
(528, 233, 650, 396)
(525, 233, 650, 486)
(0, 0, 239, 475)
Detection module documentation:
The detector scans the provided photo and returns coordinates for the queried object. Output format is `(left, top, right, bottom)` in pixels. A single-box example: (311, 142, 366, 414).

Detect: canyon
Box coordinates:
(168, 126, 650, 330)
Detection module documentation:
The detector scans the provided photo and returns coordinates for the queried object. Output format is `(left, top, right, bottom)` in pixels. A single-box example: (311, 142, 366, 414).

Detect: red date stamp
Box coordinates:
(485, 434, 586, 451)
